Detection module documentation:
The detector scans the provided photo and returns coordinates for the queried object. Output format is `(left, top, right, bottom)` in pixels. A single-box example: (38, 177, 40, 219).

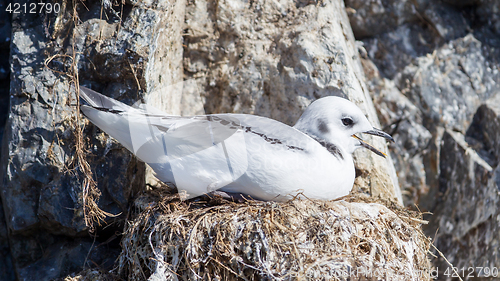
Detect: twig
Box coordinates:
(430, 243, 464, 281)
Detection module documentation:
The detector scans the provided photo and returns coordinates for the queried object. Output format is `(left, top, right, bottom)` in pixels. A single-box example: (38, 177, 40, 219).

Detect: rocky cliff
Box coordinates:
(0, 0, 498, 280)
(346, 0, 500, 277)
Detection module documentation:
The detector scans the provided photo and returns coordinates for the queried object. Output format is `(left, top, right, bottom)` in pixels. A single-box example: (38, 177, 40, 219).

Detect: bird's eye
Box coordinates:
(342, 117, 354, 127)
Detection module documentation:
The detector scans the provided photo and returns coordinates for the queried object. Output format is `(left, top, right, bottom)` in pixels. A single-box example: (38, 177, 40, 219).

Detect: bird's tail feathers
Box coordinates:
(78, 86, 179, 163)
(79, 86, 132, 112)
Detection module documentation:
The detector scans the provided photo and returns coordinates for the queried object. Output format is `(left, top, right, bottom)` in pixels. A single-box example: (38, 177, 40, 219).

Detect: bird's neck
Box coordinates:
(296, 129, 357, 158)
(303, 133, 346, 160)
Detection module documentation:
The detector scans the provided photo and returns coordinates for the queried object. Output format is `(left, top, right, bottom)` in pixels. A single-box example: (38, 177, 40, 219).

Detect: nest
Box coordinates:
(63, 269, 115, 281)
(115, 190, 432, 280)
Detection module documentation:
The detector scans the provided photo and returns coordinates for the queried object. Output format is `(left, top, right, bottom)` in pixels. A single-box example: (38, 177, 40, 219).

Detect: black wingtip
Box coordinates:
(78, 86, 101, 107)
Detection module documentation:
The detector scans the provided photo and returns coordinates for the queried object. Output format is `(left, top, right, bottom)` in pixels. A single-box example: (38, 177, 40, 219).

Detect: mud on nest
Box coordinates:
(107, 190, 432, 281)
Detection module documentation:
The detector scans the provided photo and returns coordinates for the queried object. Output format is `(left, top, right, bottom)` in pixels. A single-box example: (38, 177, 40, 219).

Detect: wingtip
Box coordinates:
(78, 86, 100, 107)
(77, 85, 132, 112)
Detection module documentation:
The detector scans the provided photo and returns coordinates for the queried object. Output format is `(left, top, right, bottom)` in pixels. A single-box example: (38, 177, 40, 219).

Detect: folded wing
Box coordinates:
(79, 86, 314, 198)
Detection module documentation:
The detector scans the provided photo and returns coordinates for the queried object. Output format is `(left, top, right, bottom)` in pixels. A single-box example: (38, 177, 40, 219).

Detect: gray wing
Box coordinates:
(80, 86, 322, 199)
(80, 86, 313, 164)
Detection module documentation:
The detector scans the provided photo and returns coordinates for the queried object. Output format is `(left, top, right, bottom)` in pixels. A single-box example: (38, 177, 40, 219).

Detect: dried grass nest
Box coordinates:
(95, 189, 432, 281)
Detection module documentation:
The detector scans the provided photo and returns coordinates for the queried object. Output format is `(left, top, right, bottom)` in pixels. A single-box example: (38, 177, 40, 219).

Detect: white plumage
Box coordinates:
(79, 86, 393, 201)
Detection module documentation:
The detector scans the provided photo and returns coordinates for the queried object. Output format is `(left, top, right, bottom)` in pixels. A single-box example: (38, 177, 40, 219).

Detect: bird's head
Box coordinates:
(294, 96, 394, 157)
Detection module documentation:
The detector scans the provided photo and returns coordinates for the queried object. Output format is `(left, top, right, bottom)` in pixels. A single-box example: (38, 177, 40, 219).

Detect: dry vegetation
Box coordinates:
(97, 190, 433, 281)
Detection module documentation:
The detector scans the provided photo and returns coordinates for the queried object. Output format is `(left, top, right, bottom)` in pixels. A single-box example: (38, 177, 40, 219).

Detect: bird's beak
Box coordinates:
(351, 128, 394, 158)
(364, 128, 395, 142)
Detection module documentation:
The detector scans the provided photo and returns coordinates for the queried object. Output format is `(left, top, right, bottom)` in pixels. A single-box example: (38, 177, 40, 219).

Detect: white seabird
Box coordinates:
(79, 86, 394, 201)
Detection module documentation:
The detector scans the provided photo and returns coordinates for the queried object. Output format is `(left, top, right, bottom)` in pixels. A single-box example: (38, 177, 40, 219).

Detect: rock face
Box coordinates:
(429, 98, 500, 271)
(345, 0, 429, 38)
(11, 0, 500, 278)
(0, 0, 14, 279)
(0, 0, 185, 279)
(346, 0, 500, 276)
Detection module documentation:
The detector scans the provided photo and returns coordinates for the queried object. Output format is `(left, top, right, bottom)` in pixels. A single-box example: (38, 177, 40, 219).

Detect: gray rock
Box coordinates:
(475, 0, 500, 47)
(351, 0, 500, 273)
(0, 0, 14, 279)
(361, 23, 438, 79)
(0, 200, 15, 281)
(346, 0, 472, 75)
(362, 58, 432, 205)
(396, 34, 499, 133)
(75, 0, 186, 187)
(429, 127, 500, 272)
(442, 0, 479, 6)
(433, 130, 496, 238)
(356, 1, 470, 78)
(0, 0, 184, 278)
(2, 0, 185, 231)
(13, 234, 119, 281)
(422, 2, 470, 41)
(345, 0, 428, 38)
(0, 0, 9, 142)
(3, 28, 63, 234)
(466, 93, 500, 165)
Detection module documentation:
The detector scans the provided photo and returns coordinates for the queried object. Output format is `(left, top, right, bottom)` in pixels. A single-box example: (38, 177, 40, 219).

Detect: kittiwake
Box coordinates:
(79, 86, 394, 201)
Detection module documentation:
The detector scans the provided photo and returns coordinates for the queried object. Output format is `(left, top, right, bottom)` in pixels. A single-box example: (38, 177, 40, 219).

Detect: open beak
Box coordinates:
(352, 128, 394, 158)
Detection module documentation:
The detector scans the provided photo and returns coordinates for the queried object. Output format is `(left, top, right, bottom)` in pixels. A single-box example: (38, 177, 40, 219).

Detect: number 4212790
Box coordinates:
(6, 2, 60, 14)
